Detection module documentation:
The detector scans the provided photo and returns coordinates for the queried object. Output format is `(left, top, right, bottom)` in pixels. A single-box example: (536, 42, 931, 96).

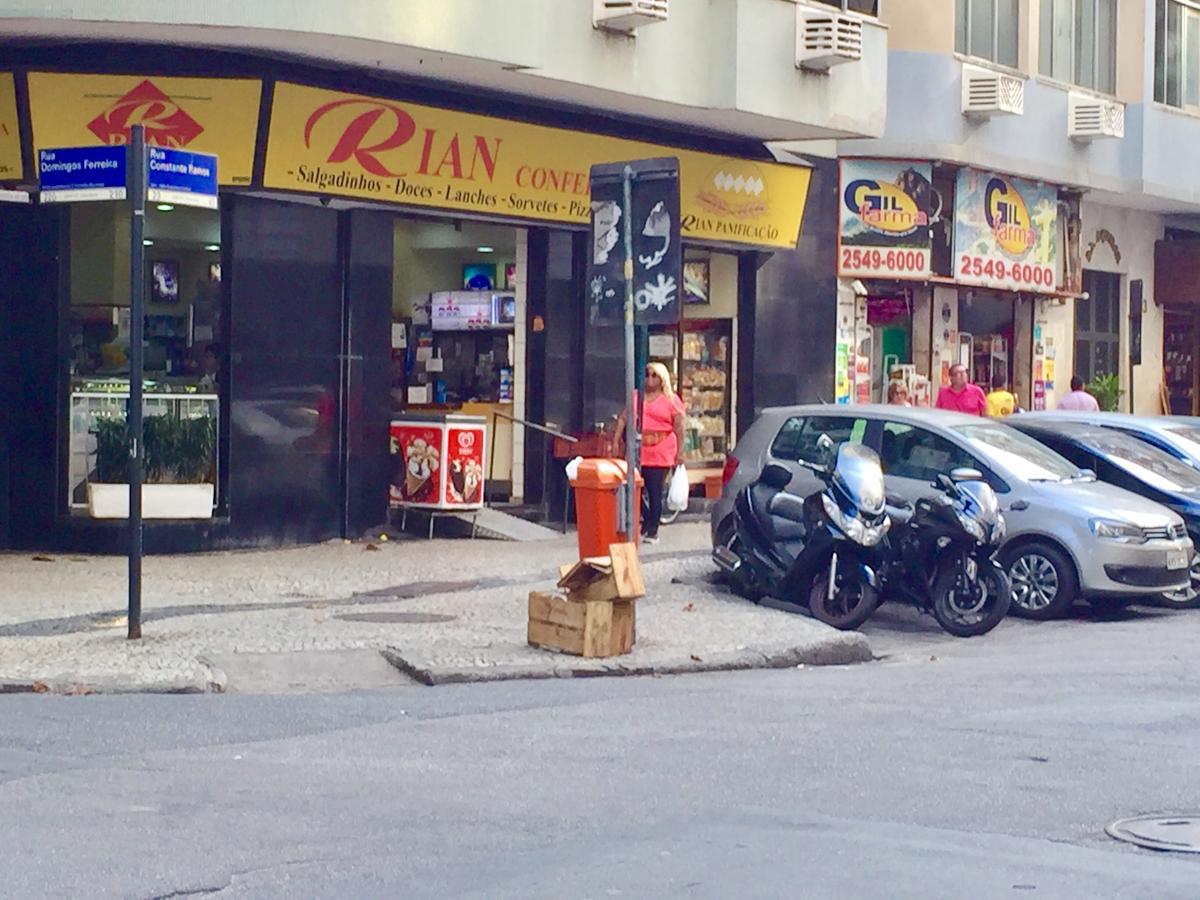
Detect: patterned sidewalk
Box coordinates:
(0, 524, 871, 693)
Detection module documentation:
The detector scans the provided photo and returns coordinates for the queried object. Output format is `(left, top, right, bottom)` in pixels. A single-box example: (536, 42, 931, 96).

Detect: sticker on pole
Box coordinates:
(38, 146, 127, 203)
(147, 147, 219, 209)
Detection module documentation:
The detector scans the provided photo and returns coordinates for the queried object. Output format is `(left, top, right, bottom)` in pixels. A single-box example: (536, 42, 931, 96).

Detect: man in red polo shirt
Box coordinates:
(935, 363, 988, 416)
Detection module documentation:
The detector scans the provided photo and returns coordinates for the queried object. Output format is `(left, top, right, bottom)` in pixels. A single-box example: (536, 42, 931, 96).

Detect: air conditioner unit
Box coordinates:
(796, 8, 863, 71)
(961, 64, 1025, 117)
(593, 0, 668, 33)
(1068, 92, 1125, 140)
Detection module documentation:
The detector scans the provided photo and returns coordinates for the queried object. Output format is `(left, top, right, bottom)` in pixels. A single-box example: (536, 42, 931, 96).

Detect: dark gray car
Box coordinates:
(713, 405, 1191, 618)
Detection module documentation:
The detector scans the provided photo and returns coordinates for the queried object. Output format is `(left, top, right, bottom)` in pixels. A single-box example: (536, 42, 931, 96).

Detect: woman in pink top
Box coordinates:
(638, 362, 685, 542)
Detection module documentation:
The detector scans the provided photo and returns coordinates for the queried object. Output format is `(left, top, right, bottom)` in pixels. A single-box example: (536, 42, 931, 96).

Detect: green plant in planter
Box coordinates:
(173, 415, 216, 483)
(1087, 373, 1123, 412)
(93, 416, 129, 484)
(143, 414, 175, 484)
(91, 411, 215, 484)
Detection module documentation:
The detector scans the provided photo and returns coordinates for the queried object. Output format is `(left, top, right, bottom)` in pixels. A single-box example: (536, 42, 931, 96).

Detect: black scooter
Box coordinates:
(713, 439, 890, 630)
(879, 469, 1012, 637)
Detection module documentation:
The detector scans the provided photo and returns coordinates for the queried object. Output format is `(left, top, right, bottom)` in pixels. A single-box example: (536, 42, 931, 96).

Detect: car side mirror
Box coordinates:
(1080, 468, 1097, 481)
(950, 467, 984, 483)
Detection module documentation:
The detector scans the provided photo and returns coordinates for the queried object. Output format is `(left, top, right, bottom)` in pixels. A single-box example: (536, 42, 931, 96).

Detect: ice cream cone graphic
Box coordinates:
(404, 468, 428, 499)
(402, 438, 439, 501)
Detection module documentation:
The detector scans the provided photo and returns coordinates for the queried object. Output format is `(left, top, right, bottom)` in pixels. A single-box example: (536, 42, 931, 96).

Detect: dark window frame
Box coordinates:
(1075, 270, 1121, 386)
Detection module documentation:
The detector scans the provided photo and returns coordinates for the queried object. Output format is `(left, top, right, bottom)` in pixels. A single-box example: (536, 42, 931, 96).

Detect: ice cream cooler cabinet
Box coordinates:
(390, 413, 487, 510)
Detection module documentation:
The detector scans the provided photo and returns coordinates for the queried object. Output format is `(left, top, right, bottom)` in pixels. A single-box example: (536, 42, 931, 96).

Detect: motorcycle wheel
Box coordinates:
(931, 562, 1012, 638)
(807, 564, 878, 631)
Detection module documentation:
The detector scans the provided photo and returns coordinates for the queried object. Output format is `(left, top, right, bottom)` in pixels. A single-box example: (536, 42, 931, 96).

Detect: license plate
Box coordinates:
(1167, 550, 1189, 570)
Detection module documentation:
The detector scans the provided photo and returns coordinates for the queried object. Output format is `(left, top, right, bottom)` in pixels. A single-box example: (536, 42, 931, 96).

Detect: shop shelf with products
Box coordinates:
(678, 321, 732, 468)
(1164, 310, 1197, 415)
(971, 335, 1008, 391)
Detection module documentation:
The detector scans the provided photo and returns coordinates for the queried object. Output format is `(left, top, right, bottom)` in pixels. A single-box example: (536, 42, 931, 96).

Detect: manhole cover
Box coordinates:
(335, 612, 456, 625)
(1107, 815, 1200, 853)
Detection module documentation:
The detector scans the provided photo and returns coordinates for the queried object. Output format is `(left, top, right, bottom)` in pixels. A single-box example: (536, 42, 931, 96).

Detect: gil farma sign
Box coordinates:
(264, 82, 810, 249)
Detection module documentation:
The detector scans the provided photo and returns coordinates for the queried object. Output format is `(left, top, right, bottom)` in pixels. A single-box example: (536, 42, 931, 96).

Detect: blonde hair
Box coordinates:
(645, 362, 675, 396)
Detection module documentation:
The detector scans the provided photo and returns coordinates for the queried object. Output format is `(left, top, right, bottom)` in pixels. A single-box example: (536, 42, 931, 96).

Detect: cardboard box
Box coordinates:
(527, 543, 644, 658)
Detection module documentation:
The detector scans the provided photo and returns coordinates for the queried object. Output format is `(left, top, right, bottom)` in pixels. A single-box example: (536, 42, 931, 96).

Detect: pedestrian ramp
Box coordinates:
(456, 507, 563, 542)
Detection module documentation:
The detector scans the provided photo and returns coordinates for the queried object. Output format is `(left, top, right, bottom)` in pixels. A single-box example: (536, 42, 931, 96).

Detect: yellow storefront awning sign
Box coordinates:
(0, 73, 21, 180)
(27, 73, 262, 186)
(265, 82, 810, 249)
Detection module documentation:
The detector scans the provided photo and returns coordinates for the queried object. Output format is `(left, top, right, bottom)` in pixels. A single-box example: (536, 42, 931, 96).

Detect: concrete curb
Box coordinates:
(381, 632, 873, 686)
(0, 658, 227, 695)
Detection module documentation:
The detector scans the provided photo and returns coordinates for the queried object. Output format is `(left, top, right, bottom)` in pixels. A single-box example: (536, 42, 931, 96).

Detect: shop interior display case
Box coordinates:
(68, 381, 219, 512)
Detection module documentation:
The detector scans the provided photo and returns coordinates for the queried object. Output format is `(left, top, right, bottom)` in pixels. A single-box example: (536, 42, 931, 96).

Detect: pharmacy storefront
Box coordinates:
(836, 158, 1079, 411)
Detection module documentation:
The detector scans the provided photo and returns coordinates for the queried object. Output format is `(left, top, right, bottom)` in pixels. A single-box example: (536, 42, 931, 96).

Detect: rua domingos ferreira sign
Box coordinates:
(39, 144, 218, 208)
(587, 158, 682, 327)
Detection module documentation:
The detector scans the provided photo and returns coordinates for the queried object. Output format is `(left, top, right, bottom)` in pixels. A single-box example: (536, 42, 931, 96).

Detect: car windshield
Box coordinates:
(1087, 431, 1200, 494)
(953, 423, 1080, 483)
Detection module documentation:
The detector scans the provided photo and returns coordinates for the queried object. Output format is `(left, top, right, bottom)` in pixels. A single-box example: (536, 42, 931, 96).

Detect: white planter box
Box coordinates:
(87, 483, 215, 519)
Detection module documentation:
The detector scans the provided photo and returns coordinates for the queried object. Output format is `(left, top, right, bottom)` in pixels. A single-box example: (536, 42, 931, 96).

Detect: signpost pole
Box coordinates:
(622, 165, 638, 544)
(128, 125, 146, 640)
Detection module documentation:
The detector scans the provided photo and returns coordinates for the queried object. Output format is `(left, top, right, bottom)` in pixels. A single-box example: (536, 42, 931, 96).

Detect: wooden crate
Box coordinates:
(527, 591, 636, 658)
(557, 542, 645, 602)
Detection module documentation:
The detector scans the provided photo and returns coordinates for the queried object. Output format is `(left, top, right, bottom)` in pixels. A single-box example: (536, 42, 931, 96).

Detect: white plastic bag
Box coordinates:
(565, 456, 584, 482)
(667, 465, 689, 512)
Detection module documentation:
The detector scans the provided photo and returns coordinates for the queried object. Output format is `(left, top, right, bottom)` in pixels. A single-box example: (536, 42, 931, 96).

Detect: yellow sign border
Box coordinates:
(26, 72, 263, 186)
(0, 72, 22, 180)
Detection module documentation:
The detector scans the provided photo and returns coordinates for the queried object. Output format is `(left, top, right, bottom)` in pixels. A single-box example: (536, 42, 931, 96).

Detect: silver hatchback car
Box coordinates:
(713, 405, 1192, 618)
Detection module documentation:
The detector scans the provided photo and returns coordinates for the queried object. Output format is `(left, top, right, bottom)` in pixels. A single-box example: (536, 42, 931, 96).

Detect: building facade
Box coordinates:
(837, 0, 1200, 417)
(0, 0, 889, 551)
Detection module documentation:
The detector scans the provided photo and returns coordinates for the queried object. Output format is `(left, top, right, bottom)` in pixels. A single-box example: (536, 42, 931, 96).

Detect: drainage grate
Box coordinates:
(335, 612, 456, 625)
(1107, 815, 1200, 853)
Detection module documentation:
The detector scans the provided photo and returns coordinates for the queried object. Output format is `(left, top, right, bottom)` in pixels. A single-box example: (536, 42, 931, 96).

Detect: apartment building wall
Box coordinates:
(0, 0, 890, 142)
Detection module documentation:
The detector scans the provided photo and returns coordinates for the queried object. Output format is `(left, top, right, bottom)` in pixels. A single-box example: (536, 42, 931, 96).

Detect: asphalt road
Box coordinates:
(2, 600, 1198, 899)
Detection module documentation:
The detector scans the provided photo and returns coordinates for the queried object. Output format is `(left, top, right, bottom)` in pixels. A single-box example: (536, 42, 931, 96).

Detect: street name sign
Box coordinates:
(38, 146, 127, 203)
(147, 146, 218, 209)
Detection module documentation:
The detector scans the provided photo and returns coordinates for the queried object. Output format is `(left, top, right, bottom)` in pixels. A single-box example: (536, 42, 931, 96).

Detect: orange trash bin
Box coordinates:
(570, 459, 643, 560)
